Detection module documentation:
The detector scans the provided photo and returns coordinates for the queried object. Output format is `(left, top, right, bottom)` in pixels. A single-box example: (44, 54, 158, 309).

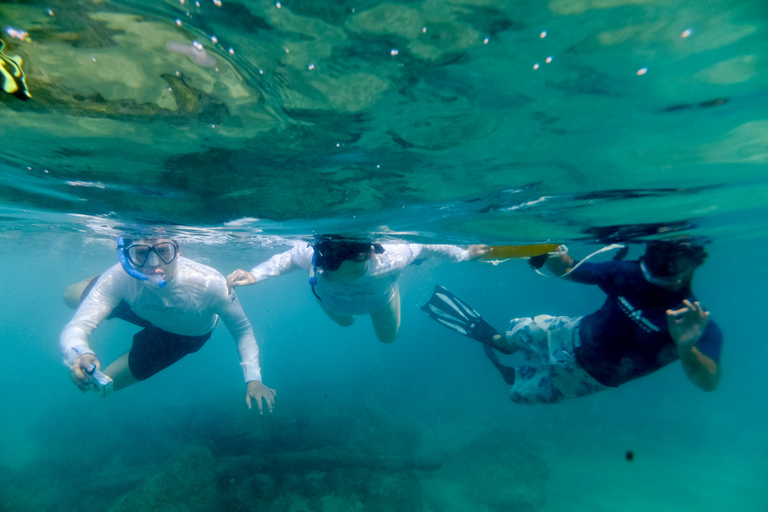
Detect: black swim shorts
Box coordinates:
(128, 325, 213, 381)
(81, 275, 213, 380)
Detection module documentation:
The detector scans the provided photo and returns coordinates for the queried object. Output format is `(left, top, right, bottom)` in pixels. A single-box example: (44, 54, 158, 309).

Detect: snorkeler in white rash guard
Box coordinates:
(60, 238, 276, 413)
(227, 237, 487, 343)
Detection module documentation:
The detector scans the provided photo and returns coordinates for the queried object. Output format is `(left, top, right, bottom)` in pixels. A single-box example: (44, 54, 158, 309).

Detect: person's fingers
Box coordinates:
(245, 394, 252, 410)
(667, 307, 686, 318)
(72, 368, 89, 391)
(73, 364, 89, 383)
(256, 396, 264, 415)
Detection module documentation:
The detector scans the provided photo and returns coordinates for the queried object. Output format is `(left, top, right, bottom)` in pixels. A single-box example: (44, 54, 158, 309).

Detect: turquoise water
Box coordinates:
(1, 1, 767, 511)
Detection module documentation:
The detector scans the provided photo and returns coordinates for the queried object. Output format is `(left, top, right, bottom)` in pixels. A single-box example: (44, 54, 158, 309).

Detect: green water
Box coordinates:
(1, 0, 767, 511)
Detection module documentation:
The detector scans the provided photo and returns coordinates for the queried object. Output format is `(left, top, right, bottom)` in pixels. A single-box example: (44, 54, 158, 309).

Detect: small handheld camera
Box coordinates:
(85, 364, 113, 398)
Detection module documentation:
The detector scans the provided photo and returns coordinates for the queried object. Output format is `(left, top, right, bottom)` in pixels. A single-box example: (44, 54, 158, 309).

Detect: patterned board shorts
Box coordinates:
(502, 315, 608, 405)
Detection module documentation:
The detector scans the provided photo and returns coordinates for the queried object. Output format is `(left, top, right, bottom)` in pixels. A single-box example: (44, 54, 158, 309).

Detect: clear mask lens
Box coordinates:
(127, 242, 177, 266)
(640, 261, 682, 287)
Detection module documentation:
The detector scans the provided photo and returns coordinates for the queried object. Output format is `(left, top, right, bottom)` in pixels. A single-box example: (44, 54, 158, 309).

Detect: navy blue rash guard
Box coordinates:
(569, 260, 722, 388)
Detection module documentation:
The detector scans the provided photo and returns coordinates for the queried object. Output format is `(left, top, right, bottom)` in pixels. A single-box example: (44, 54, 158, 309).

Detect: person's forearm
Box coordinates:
(678, 346, 720, 391)
(417, 244, 471, 262)
(219, 297, 263, 382)
(249, 249, 305, 281)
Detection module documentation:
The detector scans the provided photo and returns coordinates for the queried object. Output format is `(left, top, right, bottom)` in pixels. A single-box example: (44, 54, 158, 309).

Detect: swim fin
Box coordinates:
(421, 285, 500, 346)
(422, 285, 517, 386)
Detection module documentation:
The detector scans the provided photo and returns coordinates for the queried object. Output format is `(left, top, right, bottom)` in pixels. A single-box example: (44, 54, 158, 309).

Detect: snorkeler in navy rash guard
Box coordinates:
(423, 239, 722, 405)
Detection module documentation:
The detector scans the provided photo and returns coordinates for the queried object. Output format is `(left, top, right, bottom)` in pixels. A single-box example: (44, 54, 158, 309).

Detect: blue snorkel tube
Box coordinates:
(308, 244, 321, 301)
(116, 237, 166, 288)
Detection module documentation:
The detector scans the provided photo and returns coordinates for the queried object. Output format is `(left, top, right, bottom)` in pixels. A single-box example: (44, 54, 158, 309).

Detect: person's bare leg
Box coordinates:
(317, 299, 355, 327)
(64, 276, 99, 309)
(370, 288, 400, 344)
(103, 351, 139, 391)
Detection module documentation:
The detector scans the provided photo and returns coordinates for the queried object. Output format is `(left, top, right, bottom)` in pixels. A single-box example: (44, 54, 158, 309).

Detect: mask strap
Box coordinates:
(534, 244, 626, 278)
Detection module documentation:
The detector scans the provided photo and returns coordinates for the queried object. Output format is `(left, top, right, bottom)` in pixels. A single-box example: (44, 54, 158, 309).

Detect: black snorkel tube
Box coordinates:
(116, 237, 166, 288)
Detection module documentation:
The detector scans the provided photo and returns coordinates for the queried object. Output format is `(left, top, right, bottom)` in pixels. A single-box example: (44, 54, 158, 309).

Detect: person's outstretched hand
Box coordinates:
(667, 300, 709, 350)
(70, 353, 100, 392)
(246, 380, 276, 414)
(227, 269, 257, 294)
(468, 245, 490, 260)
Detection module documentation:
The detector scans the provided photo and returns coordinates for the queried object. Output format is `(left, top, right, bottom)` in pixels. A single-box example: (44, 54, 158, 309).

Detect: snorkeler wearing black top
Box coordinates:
(423, 239, 722, 404)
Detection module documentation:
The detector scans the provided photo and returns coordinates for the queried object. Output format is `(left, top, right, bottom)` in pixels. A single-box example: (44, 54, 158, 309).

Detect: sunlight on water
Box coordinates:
(1, 1, 767, 511)
(0, 0, 766, 238)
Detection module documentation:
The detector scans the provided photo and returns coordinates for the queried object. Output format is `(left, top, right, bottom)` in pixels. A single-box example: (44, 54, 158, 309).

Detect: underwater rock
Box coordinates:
(226, 472, 279, 511)
(422, 429, 548, 512)
(161, 72, 229, 122)
(361, 471, 423, 512)
(107, 445, 217, 512)
(217, 447, 443, 476)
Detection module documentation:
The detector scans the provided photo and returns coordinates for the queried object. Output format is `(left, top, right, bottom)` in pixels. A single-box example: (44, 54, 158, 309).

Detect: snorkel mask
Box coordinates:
(639, 239, 707, 288)
(308, 238, 385, 299)
(116, 237, 168, 288)
(640, 261, 686, 288)
(314, 241, 383, 271)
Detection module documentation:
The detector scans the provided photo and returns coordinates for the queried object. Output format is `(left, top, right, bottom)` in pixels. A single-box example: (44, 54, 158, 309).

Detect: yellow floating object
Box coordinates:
(481, 244, 560, 260)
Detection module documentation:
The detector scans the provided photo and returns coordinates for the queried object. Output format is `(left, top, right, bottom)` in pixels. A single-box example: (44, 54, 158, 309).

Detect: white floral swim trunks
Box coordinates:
(503, 315, 608, 404)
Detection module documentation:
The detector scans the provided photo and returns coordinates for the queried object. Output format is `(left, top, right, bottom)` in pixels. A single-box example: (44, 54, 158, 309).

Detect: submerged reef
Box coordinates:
(0, 400, 548, 512)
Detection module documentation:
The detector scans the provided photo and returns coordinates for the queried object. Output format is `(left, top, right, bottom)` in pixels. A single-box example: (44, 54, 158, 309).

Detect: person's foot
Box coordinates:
(491, 334, 515, 355)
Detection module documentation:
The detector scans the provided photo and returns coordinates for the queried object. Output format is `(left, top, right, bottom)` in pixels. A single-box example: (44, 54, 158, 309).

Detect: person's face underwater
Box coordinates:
(127, 238, 180, 282)
(641, 252, 697, 291)
(326, 244, 375, 277)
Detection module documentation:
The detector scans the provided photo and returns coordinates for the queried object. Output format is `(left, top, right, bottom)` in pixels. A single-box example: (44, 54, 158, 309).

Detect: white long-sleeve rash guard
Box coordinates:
(249, 243, 470, 316)
(60, 257, 263, 383)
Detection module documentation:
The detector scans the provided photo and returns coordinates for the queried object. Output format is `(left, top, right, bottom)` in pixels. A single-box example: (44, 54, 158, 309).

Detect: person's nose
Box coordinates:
(146, 251, 160, 266)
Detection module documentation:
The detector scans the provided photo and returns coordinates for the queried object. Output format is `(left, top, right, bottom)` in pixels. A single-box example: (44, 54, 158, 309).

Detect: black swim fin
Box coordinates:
(422, 285, 517, 386)
(421, 285, 500, 346)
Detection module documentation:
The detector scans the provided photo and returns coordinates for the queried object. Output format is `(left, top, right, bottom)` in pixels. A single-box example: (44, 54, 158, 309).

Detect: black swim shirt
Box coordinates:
(569, 260, 723, 387)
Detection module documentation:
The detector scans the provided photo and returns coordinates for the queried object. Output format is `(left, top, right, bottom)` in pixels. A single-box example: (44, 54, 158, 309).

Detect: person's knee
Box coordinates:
(64, 276, 99, 309)
(376, 330, 397, 344)
(371, 314, 399, 343)
(335, 316, 355, 327)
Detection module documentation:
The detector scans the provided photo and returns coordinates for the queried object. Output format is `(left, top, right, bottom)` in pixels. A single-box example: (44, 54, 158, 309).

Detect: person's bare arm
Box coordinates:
(468, 244, 490, 260)
(215, 284, 276, 411)
(667, 300, 721, 391)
